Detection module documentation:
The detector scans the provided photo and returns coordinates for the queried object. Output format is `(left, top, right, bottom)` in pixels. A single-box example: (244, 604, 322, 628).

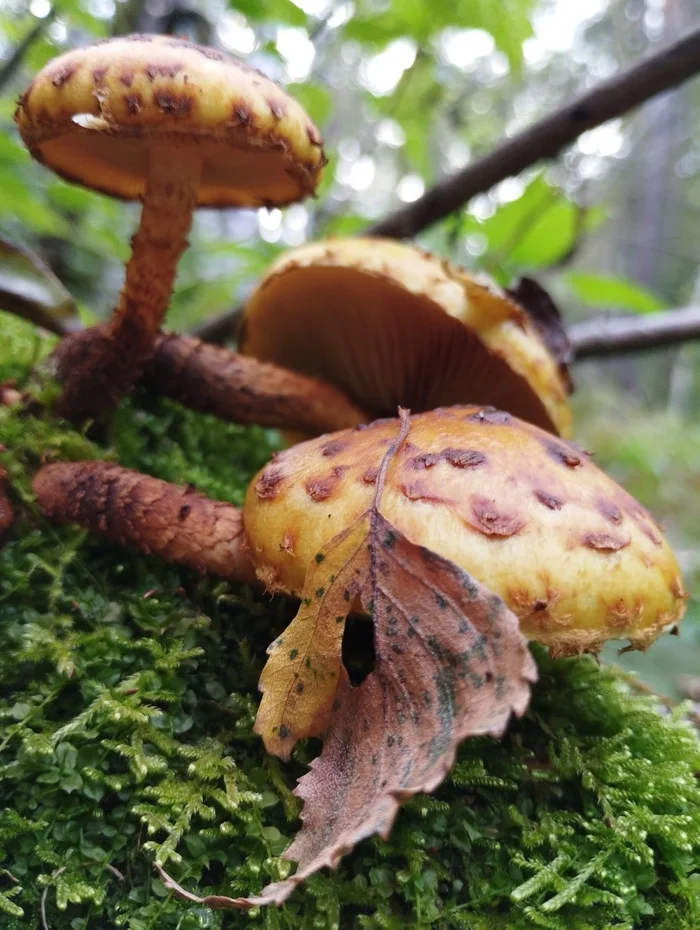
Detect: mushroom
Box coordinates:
(15, 35, 326, 421)
(239, 239, 572, 436)
(33, 406, 684, 656)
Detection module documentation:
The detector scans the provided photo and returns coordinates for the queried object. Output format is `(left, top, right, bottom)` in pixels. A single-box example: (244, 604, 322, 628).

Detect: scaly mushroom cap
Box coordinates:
(243, 406, 685, 656)
(15, 34, 325, 206)
(240, 239, 572, 436)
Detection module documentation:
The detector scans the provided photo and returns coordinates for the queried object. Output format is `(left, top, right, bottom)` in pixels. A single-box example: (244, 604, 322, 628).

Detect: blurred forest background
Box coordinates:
(0, 0, 698, 696)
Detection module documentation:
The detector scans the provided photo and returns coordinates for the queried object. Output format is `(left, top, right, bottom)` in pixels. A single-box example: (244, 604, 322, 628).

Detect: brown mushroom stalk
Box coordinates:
(57, 145, 202, 419)
(53, 326, 369, 435)
(33, 460, 256, 584)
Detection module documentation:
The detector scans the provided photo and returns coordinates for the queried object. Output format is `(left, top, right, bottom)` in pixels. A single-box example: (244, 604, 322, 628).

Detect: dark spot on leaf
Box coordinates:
(278, 724, 290, 739)
(92, 66, 108, 85)
(289, 649, 298, 660)
(296, 682, 304, 694)
(435, 593, 448, 609)
(315, 553, 325, 563)
(383, 530, 396, 549)
(316, 587, 325, 598)
(178, 504, 190, 521)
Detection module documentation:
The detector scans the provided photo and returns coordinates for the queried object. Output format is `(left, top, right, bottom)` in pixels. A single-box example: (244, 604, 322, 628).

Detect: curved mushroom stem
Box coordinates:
(55, 142, 202, 422)
(33, 461, 257, 585)
(52, 327, 369, 436)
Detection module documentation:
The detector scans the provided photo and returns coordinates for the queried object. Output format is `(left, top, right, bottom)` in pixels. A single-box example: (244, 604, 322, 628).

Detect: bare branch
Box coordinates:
(368, 27, 700, 239)
(193, 28, 700, 344)
(569, 306, 700, 359)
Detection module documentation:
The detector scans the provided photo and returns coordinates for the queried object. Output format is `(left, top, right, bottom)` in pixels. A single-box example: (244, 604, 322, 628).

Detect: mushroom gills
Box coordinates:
(246, 265, 557, 431)
(38, 133, 306, 206)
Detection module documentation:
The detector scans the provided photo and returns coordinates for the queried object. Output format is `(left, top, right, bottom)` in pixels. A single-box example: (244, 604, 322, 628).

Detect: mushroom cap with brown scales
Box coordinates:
(240, 238, 572, 437)
(14, 34, 325, 207)
(243, 406, 685, 656)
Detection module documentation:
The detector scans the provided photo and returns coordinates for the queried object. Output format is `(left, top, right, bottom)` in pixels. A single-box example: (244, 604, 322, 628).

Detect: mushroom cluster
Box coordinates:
(6, 31, 689, 908)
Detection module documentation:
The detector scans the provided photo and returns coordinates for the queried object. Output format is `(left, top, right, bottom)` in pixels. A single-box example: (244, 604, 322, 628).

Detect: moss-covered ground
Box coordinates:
(1, 312, 699, 930)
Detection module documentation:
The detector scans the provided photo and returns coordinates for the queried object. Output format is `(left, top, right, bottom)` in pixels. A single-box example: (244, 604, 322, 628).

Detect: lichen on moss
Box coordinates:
(0, 311, 699, 929)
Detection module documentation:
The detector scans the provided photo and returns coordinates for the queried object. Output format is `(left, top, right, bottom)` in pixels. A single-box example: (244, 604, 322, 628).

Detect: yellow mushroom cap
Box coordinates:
(243, 406, 685, 656)
(240, 238, 572, 437)
(15, 34, 326, 206)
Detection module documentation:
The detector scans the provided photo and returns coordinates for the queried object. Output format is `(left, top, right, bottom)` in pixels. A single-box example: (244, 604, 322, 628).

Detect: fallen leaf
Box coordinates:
(254, 513, 369, 759)
(158, 409, 537, 908)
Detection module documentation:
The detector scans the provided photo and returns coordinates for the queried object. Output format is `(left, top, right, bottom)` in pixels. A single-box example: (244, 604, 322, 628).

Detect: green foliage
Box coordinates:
(565, 272, 668, 314)
(0, 315, 699, 929)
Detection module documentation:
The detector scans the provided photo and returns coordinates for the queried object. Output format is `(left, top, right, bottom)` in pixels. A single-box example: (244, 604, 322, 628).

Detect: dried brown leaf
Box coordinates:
(507, 276, 574, 392)
(158, 410, 536, 910)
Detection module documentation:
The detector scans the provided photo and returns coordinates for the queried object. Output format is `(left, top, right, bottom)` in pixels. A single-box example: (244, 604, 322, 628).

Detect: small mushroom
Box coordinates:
(33, 406, 684, 656)
(240, 239, 572, 436)
(15, 35, 325, 421)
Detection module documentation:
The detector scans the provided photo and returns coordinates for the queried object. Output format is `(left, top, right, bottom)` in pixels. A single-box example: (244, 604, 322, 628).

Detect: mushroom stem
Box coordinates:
(56, 142, 202, 421)
(32, 461, 257, 585)
(51, 327, 370, 436)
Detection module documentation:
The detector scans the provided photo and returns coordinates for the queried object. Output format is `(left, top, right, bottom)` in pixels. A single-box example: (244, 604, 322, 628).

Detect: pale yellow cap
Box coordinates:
(15, 34, 326, 207)
(243, 406, 685, 656)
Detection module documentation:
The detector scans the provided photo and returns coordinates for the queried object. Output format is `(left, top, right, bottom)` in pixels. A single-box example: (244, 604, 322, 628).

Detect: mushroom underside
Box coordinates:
(243, 267, 558, 432)
(35, 133, 304, 205)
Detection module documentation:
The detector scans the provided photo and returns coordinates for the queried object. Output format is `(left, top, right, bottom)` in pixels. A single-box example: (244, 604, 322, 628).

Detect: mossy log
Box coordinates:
(0, 313, 699, 930)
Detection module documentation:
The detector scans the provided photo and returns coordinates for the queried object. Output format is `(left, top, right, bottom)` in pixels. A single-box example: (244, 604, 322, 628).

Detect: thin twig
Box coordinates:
(569, 306, 700, 359)
(367, 26, 700, 238)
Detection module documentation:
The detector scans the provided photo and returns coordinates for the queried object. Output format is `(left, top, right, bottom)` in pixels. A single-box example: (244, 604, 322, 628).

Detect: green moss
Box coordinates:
(1, 312, 699, 929)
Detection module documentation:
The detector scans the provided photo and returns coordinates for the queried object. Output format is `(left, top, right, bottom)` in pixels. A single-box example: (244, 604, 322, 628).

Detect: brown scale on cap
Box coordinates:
(15, 34, 326, 422)
(244, 406, 686, 656)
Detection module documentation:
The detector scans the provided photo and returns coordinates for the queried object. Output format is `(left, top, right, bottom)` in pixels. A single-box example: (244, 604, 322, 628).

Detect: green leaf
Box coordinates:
(566, 272, 667, 314)
(0, 237, 77, 335)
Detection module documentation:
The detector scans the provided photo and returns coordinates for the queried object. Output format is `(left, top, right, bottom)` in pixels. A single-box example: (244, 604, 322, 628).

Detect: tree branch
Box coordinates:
(569, 306, 700, 359)
(368, 27, 700, 239)
(192, 27, 700, 343)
